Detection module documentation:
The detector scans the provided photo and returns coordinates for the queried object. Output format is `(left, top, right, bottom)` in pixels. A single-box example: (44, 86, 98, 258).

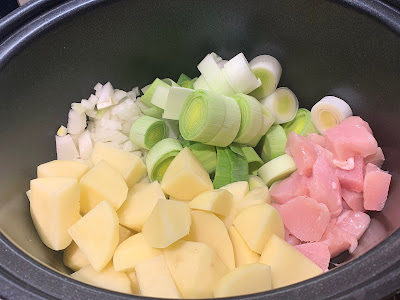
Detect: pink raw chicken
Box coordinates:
(363, 163, 391, 211)
(285, 227, 301, 246)
(335, 156, 365, 193)
(306, 133, 326, 148)
(342, 189, 365, 212)
(325, 120, 378, 161)
(269, 171, 309, 205)
(279, 196, 330, 242)
(295, 242, 330, 272)
(340, 116, 373, 134)
(308, 154, 343, 217)
(286, 132, 316, 177)
(321, 220, 358, 257)
(365, 147, 385, 168)
(337, 210, 370, 240)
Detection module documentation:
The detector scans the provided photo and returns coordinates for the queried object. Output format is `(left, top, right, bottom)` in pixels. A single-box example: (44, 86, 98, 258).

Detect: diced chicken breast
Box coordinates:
(320, 220, 358, 258)
(295, 242, 330, 272)
(286, 132, 317, 177)
(335, 156, 364, 193)
(270, 171, 309, 205)
(341, 189, 365, 212)
(365, 147, 385, 168)
(305, 133, 326, 148)
(340, 116, 373, 134)
(336, 210, 370, 240)
(363, 163, 391, 211)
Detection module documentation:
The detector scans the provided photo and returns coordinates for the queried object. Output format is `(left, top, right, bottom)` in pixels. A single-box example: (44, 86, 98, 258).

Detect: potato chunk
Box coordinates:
(71, 263, 131, 294)
(186, 210, 235, 270)
(68, 201, 119, 271)
(259, 234, 323, 288)
(30, 177, 80, 250)
(233, 204, 284, 254)
(37, 160, 89, 180)
(118, 181, 165, 231)
(164, 241, 229, 298)
(113, 233, 162, 272)
(214, 263, 271, 297)
(189, 189, 233, 216)
(161, 148, 213, 200)
(142, 199, 191, 248)
(63, 242, 90, 271)
(220, 181, 249, 203)
(91, 142, 146, 187)
(228, 226, 260, 267)
(135, 255, 181, 298)
(79, 161, 128, 214)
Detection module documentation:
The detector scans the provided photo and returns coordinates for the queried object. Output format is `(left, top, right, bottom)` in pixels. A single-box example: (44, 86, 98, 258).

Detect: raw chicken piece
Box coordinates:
(341, 189, 365, 212)
(365, 147, 385, 168)
(305, 133, 326, 148)
(279, 196, 330, 242)
(320, 220, 358, 257)
(308, 154, 343, 217)
(285, 132, 316, 177)
(325, 121, 378, 161)
(295, 242, 330, 272)
(269, 171, 309, 205)
(285, 227, 301, 246)
(336, 210, 370, 240)
(335, 156, 365, 193)
(340, 116, 373, 134)
(363, 163, 391, 211)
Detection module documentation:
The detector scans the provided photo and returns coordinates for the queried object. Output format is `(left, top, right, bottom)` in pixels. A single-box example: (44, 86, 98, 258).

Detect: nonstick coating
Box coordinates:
(0, 0, 400, 299)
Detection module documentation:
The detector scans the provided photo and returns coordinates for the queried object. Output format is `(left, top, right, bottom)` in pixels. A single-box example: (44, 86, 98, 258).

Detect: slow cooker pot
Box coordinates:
(0, 0, 400, 299)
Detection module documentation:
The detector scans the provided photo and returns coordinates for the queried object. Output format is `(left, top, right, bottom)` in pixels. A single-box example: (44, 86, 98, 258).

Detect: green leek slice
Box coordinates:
(129, 116, 168, 150)
(283, 108, 317, 136)
(181, 78, 197, 89)
(257, 154, 297, 187)
(248, 175, 266, 190)
(145, 138, 183, 182)
(213, 148, 248, 189)
(233, 93, 263, 144)
(247, 106, 275, 147)
(241, 147, 264, 173)
(260, 87, 299, 124)
(140, 78, 170, 107)
(258, 124, 287, 163)
(189, 143, 217, 174)
(164, 119, 180, 139)
(161, 78, 179, 87)
(143, 107, 163, 119)
(151, 85, 170, 109)
(162, 87, 194, 120)
(177, 74, 192, 86)
(249, 55, 282, 99)
(193, 75, 211, 91)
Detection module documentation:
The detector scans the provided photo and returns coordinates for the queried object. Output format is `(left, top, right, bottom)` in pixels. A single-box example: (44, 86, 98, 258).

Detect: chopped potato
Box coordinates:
(126, 272, 141, 295)
(37, 160, 89, 180)
(189, 189, 233, 216)
(63, 242, 90, 271)
(228, 226, 260, 267)
(220, 181, 249, 203)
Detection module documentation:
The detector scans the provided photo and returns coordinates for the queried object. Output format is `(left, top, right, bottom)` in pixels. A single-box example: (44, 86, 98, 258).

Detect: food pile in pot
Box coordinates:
(26, 52, 391, 298)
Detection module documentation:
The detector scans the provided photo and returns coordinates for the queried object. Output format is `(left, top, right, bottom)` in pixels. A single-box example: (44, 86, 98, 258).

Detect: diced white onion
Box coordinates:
(56, 134, 79, 160)
(113, 89, 128, 104)
(78, 130, 93, 160)
(97, 82, 114, 109)
(67, 109, 86, 135)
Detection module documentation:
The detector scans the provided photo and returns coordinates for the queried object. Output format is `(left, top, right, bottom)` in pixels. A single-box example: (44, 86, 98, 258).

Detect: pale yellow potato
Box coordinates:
(68, 201, 119, 272)
(71, 263, 132, 294)
(233, 204, 284, 254)
(259, 234, 323, 288)
(117, 181, 165, 231)
(37, 160, 90, 180)
(186, 210, 235, 270)
(228, 226, 260, 267)
(189, 189, 233, 216)
(63, 242, 90, 271)
(26, 190, 31, 202)
(214, 263, 271, 297)
(126, 271, 141, 295)
(220, 181, 249, 203)
(164, 241, 229, 298)
(161, 148, 213, 200)
(119, 225, 134, 244)
(30, 177, 80, 250)
(79, 161, 128, 214)
(135, 255, 181, 298)
(91, 142, 146, 187)
(142, 199, 191, 248)
(113, 233, 162, 272)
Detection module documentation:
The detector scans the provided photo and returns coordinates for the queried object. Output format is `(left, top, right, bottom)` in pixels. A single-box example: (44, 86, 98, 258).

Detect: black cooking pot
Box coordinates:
(1, 0, 400, 299)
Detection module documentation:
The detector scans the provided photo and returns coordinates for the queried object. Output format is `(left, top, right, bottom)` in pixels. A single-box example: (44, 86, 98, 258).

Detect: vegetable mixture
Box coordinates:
(27, 52, 391, 298)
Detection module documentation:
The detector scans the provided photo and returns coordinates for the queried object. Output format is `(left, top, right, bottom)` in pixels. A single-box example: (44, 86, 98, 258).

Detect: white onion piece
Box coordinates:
(81, 99, 95, 110)
(113, 89, 128, 104)
(88, 94, 99, 105)
(260, 87, 299, 124)
(122, 140, 134, 152)
(78, 130, 93, 160)
(67, 109, 86, 135)
(56, 134, 79, 160)
(222, 53, 261, 94)
(94, 82, 103, 92)
(151, 85, 170, 109)
(311, 96, 353, 134)
(71, 103, 86, 114)
(249, 55, 282, 99)
(132, 87, 140, 97)
(97, 82, 114, 109)
(197, 53, 235, 96)
(57, 125, 67, 137)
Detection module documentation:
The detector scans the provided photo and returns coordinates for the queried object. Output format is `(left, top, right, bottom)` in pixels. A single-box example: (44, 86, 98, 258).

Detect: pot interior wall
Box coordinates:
(0, 0, 400, 275)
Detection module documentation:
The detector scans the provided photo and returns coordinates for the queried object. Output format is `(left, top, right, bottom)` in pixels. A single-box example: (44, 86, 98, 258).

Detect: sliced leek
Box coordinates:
(248, 175, 266, 190)
(257, 154, 297, 187)
(233, 94, 263, 144)
(162, 87, 194, 120)
(189, 143, 217, 174)
(130, 116, 168, 150)
(193, 75, 211, 91)
(143, 106, 163, 119)
(177, 73, 192, 86)
(150, 85, 170, 109)
(181, 78, 196, 89)
(249, 55, 282, 99)
(247, 106, 275, 147)
(222, 53, 261, 94)
(140, 78, 170, 107)
(241, 147, 264, 173)
(164, 119, 180, 139)
(259, 124, 287, 162)
(213, 148, 249, 189)
(146, 138, 183, 181)
(311, 96, 353, 134)
(260, 87, 299, 124)
(197, 53, 235, 96)
(179, 90, 241, 147)
(283, 108, 317, 136)
(161, 78, 179, 87)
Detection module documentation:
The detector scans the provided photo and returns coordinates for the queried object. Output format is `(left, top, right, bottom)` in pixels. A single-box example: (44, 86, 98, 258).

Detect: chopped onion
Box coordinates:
(67, 109, 86, 135)
(56, 134, 79, 160)
(78, 130, 93, 160)
(97, 82, 114, 110)
(57, 125, 67, 137)
(113, 89, 128, 104)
